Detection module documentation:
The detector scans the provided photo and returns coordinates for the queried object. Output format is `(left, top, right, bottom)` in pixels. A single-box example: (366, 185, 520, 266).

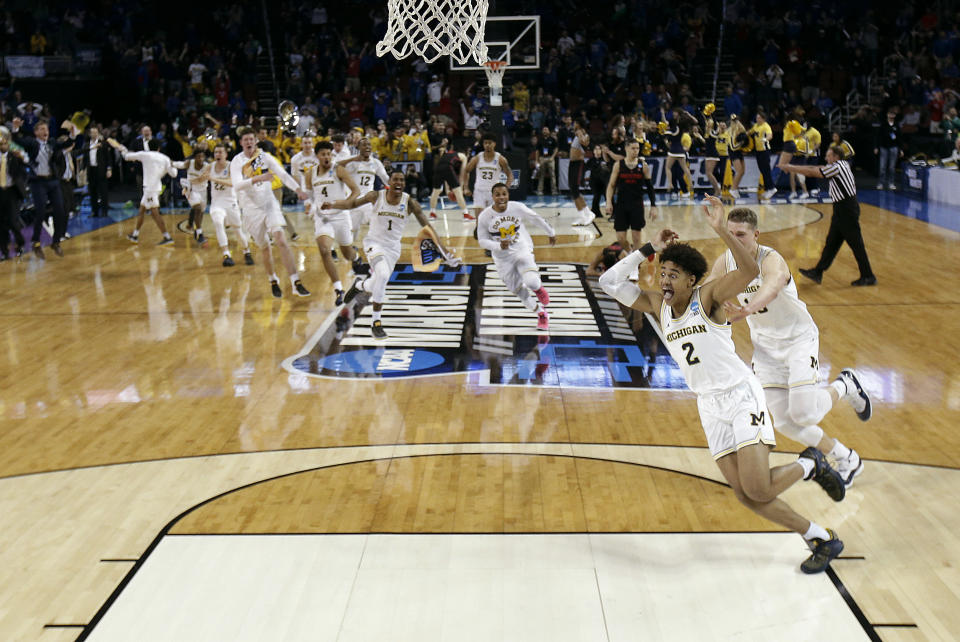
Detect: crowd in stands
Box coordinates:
(4, 0, 960, 196)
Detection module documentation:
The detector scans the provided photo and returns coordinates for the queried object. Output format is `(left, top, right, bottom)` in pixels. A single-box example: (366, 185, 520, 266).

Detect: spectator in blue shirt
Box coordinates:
(723, 85, 743, 118)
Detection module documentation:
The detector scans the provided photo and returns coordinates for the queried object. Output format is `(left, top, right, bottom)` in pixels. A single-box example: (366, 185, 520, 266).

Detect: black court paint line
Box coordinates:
(7, 442, 960, 481)
(100, 558, 139, 563)
(44, 623, 87, 628)
(77, 452, 776, 638)
(835, 555, 866, 560)
(825, 567, 885, 642)
(872, 623, 919, 628)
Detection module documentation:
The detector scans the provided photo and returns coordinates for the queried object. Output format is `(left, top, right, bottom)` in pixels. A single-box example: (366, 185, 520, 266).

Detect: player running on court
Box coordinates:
(600, 195, 848, 574)
(327, 170, 453, 339)
(706, 207, 870, 487)
(207, 143, 253, 267)
(476, 183, 557, 331)
(461, 133, 512, 219)
(106, 137, 176, 245)
(305, 141, 362, 304)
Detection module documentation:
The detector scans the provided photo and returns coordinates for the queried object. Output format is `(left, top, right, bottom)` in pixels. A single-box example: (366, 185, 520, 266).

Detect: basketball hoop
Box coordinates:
(483, 60, 507, 107)
(376, 0, 489, 65)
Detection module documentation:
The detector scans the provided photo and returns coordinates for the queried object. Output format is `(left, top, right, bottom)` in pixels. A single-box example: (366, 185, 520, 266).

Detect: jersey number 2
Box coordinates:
(681, 342, 700, 366)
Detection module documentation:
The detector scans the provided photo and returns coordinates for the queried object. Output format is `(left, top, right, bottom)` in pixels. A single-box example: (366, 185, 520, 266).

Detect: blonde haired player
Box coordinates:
(289, 131, 319, 193)
(326, 170, 453, 339)
(461, 132, 512, 219)
(207, 143, 253, 267)
(707, 207, 869, 487)
(230, 126, 311, 298)
(305, 140, 362, 304)
(600, 195, 848, 574)
(476, 183, 556, 331)
(106, 137, 176, 245)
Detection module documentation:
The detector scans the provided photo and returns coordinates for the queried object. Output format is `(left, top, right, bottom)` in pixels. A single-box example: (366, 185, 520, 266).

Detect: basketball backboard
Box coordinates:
(449, 15, 540, 71)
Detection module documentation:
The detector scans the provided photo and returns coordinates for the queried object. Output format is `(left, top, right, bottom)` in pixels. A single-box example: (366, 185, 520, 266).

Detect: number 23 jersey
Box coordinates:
(660, 288, 753, 395)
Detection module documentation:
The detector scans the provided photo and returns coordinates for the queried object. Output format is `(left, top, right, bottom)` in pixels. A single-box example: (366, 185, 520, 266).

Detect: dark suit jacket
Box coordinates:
(12, 132, 72, 179)
(0, 149, 29, 201)
(133, 136, 161, 152)
(77, 136, 113, 177)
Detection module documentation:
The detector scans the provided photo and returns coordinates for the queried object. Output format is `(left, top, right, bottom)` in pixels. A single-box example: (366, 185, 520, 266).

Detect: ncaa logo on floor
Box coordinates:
(284, 263, 685, 389)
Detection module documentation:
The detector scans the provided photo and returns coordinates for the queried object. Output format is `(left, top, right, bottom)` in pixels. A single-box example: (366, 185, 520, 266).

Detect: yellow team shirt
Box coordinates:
(803, 127, 822, 155)
(750, 122, 772, 152)
(716, 132, 728, 156)
(408, 131, 430, 161)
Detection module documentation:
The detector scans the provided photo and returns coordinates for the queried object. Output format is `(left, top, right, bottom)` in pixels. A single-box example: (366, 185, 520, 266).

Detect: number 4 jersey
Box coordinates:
(660, 288, 753, 395)
(311, 167, 349, 217)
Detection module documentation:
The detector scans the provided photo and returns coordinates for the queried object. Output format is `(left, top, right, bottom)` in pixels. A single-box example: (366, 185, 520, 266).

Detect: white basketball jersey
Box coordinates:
(350, 159, 385, 195)
(474, 152, 502, 190)
(209, 163, 238, 207)
(724, 245, 817, 342)
(311, 166, 348, 213)
(660, 288, 752, 395)
(187, 161, 209, 193)
(290, 151, 320, 190)
(365, 190, 411, 249)
(477, 201, 547, 259)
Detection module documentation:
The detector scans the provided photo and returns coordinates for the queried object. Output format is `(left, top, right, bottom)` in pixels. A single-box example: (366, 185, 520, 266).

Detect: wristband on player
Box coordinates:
(639, 242, 656, 261)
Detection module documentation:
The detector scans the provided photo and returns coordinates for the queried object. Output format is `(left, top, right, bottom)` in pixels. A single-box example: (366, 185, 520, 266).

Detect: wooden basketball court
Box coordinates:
(2, 198, 958, 641)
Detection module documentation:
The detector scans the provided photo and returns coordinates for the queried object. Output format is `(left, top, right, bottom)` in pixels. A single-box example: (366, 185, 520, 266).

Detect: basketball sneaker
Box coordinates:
(371, 320, 387, 339)
(343, 276, 364, 304)
(157, 237, 174, 246)
(837, 369, 872, 421)
(270, 280, 282, 298)
(729, 189, 741, 200)
(222, 254, 235, 267)
(763, 188, 778, 200)
(332, 248, 338, 260)
(126, 233, 139, 244)
(293, 280, 310, 297)
(835, 449, 864, 489)
(800, 529, 844, 574)
(352, 257, 369, 275)
(335, 289, 345, 306)
(463, 212, 476, 220)
(196, 232, 207, 247)
(535, 287, 550, 306)
(244, 252, 255, 265)
(537, 311, 549, 331)
(799, 447, 846, 501)
(429, 211, 438, 219)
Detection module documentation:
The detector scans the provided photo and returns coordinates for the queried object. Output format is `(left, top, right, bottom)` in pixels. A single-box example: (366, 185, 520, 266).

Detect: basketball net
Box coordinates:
(483, 60, 507, 107)
(376, 0, 489, 65)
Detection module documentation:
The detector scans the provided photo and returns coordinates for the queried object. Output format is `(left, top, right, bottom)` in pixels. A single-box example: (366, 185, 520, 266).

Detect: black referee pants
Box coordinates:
(814, 197, 874, 279)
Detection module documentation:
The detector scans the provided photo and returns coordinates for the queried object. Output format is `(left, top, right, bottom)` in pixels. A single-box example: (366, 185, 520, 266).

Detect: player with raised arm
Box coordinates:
(207, 143, 253, 267)
(599, 195, 848, 574)
(229, 126, 311, 298)
(461, 133, 512, 219)
(106, 137, 176, 245)
(476, 183, 557, 331)
(336, 137, 391, 235)
(305, 141, 362, 304)
(326, 170, 453, 339)
(707, 208, 871, 488)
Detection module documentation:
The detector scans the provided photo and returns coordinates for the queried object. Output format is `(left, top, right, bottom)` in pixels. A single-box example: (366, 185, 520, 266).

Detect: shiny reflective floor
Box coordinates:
(1, 199, 959, 641)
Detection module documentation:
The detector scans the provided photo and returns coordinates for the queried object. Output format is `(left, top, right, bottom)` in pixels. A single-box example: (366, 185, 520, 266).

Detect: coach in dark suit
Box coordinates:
(134, 125, 161, 151)
(0, 134, 28, 260)
(82, 125, 113, 217)
(12, 116, 77, 258)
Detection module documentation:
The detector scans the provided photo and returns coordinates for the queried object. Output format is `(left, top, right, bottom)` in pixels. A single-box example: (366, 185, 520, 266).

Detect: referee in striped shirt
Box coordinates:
(778, 145, 876, 286)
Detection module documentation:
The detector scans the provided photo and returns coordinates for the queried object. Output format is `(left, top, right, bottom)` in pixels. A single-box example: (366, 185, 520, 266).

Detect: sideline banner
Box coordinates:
(4, 56, 45, 78)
